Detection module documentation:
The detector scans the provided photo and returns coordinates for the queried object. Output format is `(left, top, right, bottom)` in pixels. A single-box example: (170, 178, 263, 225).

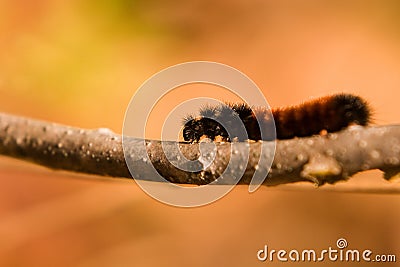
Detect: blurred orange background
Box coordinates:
(0, 1, 399, 266)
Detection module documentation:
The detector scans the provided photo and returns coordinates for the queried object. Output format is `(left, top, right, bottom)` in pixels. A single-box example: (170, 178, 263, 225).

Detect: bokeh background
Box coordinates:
(1, 1, 399, 266)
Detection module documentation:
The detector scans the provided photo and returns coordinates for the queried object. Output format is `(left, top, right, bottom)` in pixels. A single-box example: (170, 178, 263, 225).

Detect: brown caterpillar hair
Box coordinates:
(182, 93, 372, 142)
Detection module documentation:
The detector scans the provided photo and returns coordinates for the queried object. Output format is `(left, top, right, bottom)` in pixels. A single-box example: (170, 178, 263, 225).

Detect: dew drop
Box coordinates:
(358, 140, 367, 148)
(350, 129, 361, 138)
(57, 142, 63, 148)
(98, 128, 112, 134)
(370, 150, 380, 159)
(384, 157, 399, 165)
(88, 142, 93, 147)
(328, 133, 338, 140)
(296, 153, 305, 161)
(390, 157, 399, 165)
(375, 128, 386, 137)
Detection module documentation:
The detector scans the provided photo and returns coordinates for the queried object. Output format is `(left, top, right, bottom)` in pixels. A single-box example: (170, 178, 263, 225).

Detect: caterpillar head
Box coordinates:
(182, 104, 252, 142)
(182, 117, 228, 142)
(333, 94, 371, 126)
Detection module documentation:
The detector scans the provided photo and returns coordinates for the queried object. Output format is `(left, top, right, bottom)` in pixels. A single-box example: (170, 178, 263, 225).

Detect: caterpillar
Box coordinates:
(182, 93, 371, 142)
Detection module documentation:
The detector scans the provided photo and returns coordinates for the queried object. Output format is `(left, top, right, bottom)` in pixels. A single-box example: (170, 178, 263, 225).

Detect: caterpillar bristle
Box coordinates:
(181, 114, 195, 125)
(199, 104, 219, 118)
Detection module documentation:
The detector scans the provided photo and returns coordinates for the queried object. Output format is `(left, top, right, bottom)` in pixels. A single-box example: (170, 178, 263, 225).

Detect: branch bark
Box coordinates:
(1, 112, 400, 190)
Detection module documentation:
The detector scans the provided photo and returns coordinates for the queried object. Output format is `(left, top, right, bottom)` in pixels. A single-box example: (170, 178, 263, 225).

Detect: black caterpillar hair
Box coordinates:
(182, 93, 372, 142)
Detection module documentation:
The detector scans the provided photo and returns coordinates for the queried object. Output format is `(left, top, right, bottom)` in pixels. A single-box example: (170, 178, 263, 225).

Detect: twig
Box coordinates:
(1, 112, 400, 189)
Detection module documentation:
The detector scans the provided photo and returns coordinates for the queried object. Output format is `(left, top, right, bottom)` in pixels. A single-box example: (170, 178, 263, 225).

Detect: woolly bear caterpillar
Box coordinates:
(182, 93, 371, 142)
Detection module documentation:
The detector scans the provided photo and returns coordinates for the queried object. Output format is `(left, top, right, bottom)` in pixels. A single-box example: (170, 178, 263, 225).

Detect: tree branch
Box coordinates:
(1, 112, 400, 190)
